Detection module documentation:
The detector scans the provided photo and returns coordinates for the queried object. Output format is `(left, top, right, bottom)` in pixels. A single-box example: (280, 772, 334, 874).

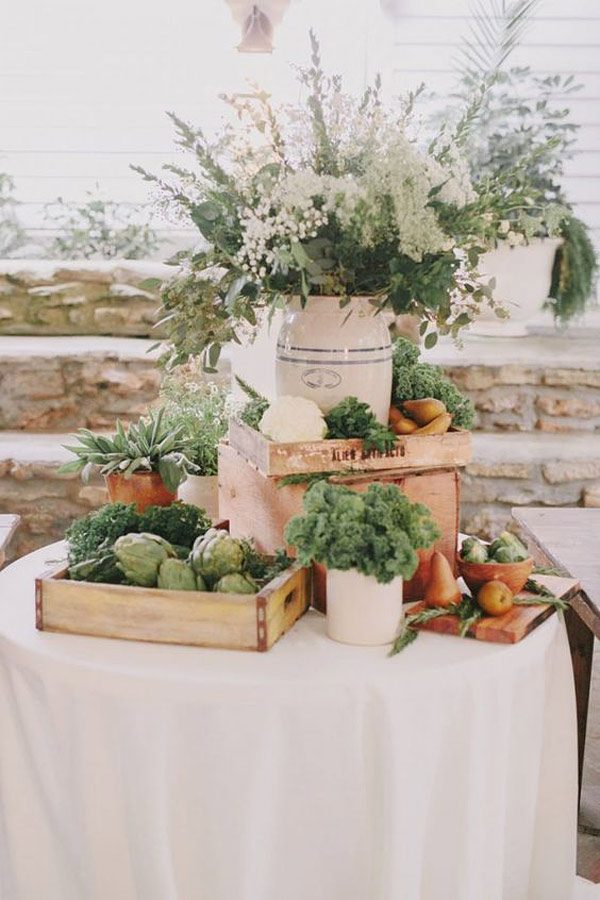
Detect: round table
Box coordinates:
(0, 545, 578, 900)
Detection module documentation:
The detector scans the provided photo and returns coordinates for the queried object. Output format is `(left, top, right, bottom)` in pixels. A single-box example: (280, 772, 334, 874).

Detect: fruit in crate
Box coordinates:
(389, 406, 418, 434)
(191, 529, 246, 583)
(402, 398, 447, 426)
(412, 412, 452, 435)
(423, 551, 462, 608)
(477, 580, 514, 617)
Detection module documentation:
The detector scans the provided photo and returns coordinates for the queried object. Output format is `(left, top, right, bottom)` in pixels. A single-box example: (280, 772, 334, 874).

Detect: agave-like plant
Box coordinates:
(59, 408, 199, 492)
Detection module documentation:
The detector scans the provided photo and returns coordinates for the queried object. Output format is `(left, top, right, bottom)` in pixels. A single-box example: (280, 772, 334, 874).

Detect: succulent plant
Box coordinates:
(59, 408, 199, 492)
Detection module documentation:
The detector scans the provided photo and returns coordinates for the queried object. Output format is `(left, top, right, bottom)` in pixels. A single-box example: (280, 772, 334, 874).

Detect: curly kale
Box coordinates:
(284, 480, 440, 584)
(325, 396, 396, 452)
(66, 503, 140, 565)
(235, 375, 270, 431)
(138, 502, 211, 547)
(392, 338, 475, 430)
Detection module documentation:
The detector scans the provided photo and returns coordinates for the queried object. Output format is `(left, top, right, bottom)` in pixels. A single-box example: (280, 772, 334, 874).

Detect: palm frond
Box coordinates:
(458, 0, 540, 80)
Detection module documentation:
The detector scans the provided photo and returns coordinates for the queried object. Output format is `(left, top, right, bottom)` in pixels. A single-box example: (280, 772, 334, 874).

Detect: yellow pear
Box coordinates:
(389, 406, 418, 434)
(413, 412, 452, 435)
(477, 581, 514, 617)
(423, 551, 462, 609)
(402, 398, 447, 425)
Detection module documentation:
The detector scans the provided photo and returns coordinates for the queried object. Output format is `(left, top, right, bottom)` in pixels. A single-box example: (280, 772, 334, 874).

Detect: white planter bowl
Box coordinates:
(177, 475, 219, 520)
(325, 569, 404, 646)
(471, 237, 562, 336)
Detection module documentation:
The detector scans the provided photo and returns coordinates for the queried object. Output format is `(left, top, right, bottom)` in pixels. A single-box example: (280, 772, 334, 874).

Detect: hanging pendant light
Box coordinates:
(224, 0, 292, 53)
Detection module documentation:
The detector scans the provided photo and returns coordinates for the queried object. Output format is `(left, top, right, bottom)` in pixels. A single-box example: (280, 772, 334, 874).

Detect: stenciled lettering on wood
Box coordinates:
(331, 443, 406, 463)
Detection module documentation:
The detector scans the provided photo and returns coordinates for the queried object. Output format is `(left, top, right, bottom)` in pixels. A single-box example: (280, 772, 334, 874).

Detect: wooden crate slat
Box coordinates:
(228, 419, 472, 476)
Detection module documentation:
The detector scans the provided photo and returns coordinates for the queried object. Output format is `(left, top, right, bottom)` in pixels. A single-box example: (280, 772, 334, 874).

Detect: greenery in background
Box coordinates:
(133, 21, 565, 369)
(160, 362, 234, 475)
(285, 481, 440, 584)
(324, 397, 396, 453)
(45, 190, 159, 260)
(392, 338, 475, 429)
(0, 173, 26, 257)
(453, 3, 597, 321)
(235, 376, 270, 431)
(59, 408, 198, 492)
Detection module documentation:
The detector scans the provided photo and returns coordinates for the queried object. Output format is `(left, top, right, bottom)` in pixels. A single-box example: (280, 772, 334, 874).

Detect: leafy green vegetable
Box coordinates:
(66, 503, 140, 565)
(235, 376, 270, 431)
(68, 549, 125, 584)
(285, 481, 440, 584)
(392, 338, 475, 430)
(138, 502, 210, 548)
(325, 397, 396, 453)
(241, 542, 293, 585)
(549, 215, 597, 323)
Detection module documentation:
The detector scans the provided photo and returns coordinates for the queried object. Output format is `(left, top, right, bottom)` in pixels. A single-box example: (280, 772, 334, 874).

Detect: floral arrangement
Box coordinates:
(135, 33, 562, 369)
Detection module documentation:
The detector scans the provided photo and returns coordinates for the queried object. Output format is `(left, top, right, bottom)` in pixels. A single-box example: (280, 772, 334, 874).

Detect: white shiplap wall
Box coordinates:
(1, 0, 599, 253)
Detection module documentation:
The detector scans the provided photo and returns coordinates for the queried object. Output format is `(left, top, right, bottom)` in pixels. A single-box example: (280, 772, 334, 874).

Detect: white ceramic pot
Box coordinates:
(275, 296, 393, 424)
(325, 569, 404, 646)
(471, 237, 562, 336)
(177, 475, 219, 520)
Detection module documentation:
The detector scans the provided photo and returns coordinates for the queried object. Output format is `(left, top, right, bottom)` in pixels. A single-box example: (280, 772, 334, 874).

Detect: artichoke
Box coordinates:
(214, 572, 258, 594)
(190, 529, 245, 583)
(196, 572, 208, 592)
(114, 532, 175, 587)
(157, 558, 197, 591)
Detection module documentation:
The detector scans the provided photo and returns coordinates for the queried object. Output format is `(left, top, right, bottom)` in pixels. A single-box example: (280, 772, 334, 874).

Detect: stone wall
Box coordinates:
(0, 260, 173, 337)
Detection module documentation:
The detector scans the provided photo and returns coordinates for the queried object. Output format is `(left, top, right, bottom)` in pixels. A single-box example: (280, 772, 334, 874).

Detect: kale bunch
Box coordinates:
(285, 480, 440, 584)
(392, 338, 475, 430)
(66, 503, 140, 565)
(325, 397, 396, 452)
(138, 502, 211, 548)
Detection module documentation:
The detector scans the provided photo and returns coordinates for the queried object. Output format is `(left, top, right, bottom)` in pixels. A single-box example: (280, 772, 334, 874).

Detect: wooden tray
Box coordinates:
(408, 574, 581, 644)
(36, 560, 311, 652)
(228, 418, 472, 477)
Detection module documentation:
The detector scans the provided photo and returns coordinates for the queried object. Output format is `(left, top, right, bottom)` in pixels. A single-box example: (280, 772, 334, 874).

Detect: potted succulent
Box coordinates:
(60, 409, 198, 512)
(284, 480, 440, 645)
(134, 34, 550, 417)
(159, 364, 234, 518)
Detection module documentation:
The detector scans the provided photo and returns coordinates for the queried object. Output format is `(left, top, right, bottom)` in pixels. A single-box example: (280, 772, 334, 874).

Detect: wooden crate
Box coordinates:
(229, 418, 472, 477)
(218, 443, 460, 608)
(36, 560, 310, 652)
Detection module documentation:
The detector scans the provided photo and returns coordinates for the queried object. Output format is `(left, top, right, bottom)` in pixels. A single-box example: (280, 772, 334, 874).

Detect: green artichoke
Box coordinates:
(214, 572, 258, 594)
(196, 572, 208, 592)
(114, 532, 175, 587)
(157, 558, 197, 591)
(190, 529, 245, 583)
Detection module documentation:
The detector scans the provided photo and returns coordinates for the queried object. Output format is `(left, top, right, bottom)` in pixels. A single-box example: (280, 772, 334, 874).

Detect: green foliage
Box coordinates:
(45, 191, 158, 260)
(392, 338, 475, 429)
(59, 408, 198, 492)
(66, 502, 140, 565)
(0, 173, 26, 257)
(68, 549, 125, 584)
(240, 542, 293, 586)
(549, 216, 598, 323)
(138, 502, 210, 548)
(235, 376, 270, 431)
(284, 481, 440, 584)
(160, 366, 232, 474)
(324, 397, 396, 453)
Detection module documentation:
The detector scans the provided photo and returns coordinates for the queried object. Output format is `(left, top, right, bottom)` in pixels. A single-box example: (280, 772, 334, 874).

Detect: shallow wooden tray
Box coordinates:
(228, 418, 472, 477)
(36, 560, 311, 652)
(408, 574, 581, 644)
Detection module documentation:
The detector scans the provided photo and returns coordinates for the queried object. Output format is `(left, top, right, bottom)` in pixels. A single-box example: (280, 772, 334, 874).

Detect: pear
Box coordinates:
(423, 551, 462, 609)
(477, 580, 514, 617)
(402, 398, 447, 426)
(389, 406, 418, 434)
(413, 412, 452, 435)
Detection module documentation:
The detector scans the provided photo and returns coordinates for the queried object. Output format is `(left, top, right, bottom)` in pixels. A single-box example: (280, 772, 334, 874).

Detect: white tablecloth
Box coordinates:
(0, 544, 578, 900)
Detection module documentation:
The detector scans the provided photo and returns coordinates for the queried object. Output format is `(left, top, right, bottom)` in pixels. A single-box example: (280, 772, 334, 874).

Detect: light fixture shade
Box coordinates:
(237, 5, 273, 53)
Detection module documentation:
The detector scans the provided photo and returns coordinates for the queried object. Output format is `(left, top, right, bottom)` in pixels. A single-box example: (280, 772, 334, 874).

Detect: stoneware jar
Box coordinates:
(177, 474, 219, 520)
(276, 296, 393, 423)
(325, 569, 404, 646)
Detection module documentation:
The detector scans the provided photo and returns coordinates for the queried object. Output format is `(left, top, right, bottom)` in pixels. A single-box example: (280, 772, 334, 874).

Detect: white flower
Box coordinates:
(498, 220, 510, 234)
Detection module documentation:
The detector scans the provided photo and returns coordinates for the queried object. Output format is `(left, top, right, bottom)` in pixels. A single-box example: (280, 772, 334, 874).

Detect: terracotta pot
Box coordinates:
(457, 556, 534, 596)
(105, 472, 176, 513)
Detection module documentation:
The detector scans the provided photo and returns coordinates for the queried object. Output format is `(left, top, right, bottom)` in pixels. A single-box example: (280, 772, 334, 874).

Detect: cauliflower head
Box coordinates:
(259, 396, 327, 443)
